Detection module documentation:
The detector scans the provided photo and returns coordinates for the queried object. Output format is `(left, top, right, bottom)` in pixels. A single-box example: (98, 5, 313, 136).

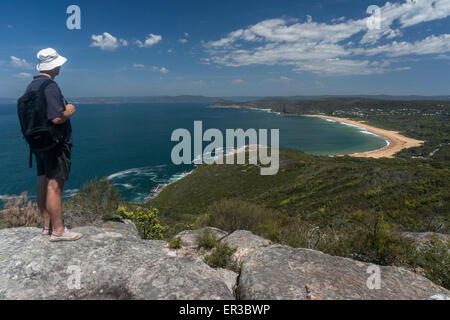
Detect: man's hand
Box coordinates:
(65, 104, 76, 117)
(51, 104, 76, 124)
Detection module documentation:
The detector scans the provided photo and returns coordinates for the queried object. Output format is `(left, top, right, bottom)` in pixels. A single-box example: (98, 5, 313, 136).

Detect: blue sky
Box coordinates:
(1, 0, 449, 98)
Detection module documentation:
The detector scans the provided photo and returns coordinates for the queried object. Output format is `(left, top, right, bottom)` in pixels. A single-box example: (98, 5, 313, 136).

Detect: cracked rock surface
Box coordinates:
(0, 227, 233, 300)
(1, 226, 448, 300)
(237, 244, 449, 300)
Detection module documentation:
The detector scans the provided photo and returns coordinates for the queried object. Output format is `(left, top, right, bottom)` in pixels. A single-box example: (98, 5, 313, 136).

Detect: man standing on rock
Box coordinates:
(23, 48, 82, 241)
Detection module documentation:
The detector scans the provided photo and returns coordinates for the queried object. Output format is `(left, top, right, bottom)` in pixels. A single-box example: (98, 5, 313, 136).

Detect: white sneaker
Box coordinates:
(50, 226, 82, 242)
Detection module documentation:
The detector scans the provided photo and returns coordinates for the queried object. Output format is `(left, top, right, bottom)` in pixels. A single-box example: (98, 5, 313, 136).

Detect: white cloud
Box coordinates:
(90, 32, 125, 51)
(280, 76, 289, 80)
(200, 57, 211, 65)
(294, 59, 389, 75)
(14, 72, 32, 79)
(152, 66, 168, 74)
(204, 0, 450, 75)
(10, 56, 33, 69)
(136, 34, 162, 47)
(361, 34, 450, 57)
(361, 0, 450, 44)
(179, 32, 190, 43)
(232, 79, 244, 84)
(132, 64, 168, 73)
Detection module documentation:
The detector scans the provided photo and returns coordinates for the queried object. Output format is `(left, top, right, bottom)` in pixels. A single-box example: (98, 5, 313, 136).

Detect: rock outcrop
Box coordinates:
(220, 230, 272, 263)
(401, 232, 450, 250)
(0, 225, 448, 300)
(0, 226, 233, 300)
(237, 244, 449, 300)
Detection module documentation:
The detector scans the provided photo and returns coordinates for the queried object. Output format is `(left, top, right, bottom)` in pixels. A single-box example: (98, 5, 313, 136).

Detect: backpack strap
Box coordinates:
(38, 79, 54, 96)
(29, 148, 33, 168)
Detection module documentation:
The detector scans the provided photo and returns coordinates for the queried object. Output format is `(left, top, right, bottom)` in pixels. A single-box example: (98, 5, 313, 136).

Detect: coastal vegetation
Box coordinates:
(148, 148, 449, 288)
(196, 228, 220, 250)
(196, 228, 239, 271)
(204, 242, 239, 271)
(117, 206, 165, 240)
(65, 177, 123, 218)
(168, 236, 182, 249)
(0, 192, 40, 228)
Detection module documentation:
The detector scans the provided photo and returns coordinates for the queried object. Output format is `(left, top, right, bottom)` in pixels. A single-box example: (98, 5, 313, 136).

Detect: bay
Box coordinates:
(0, 103, 386, 202)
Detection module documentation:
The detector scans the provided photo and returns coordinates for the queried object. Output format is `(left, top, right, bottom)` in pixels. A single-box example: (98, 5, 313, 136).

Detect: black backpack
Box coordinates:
(17, 79, 63, 168)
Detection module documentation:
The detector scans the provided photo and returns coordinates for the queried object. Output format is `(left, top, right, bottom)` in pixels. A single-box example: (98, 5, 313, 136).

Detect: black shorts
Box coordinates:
(36, 145, 72, 181)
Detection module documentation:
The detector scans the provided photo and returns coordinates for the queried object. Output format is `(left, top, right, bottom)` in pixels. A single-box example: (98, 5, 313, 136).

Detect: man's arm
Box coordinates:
(51, 104, 76, 124)
(44, 82, 76, 124)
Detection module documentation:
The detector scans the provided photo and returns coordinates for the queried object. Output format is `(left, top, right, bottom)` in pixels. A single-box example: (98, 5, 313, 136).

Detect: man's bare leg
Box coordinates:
(46, 178, 65, 235)
(37, 175, 51, 229)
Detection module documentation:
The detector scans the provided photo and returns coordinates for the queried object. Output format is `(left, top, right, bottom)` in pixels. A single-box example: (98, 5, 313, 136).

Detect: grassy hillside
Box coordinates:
(149, 149, 449, 235)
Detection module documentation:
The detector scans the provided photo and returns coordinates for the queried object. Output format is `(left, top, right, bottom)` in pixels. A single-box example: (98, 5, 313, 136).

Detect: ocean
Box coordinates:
(0, 103, 387, 202)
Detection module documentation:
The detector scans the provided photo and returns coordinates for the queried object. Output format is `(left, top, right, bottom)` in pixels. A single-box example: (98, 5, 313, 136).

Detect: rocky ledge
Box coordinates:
(0, 224, 448, 300)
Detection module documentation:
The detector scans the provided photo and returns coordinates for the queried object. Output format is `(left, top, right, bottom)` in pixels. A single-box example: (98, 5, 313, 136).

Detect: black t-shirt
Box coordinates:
(25, 75, 73, 147)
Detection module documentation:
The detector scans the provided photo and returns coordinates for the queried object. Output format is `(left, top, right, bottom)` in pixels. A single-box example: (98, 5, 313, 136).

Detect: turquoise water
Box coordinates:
(0, 103, 386, 202)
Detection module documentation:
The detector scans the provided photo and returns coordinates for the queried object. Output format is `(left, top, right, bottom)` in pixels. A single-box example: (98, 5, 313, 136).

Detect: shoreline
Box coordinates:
(210, 105, 425, 158)
(147, 144, 267, 200)
(304, 114, 425, 158)
(147, 107, 425, 201)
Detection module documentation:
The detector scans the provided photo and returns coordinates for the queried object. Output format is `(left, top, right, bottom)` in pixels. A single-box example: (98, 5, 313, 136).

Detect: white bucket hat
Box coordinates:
(36, 48, 67, 71)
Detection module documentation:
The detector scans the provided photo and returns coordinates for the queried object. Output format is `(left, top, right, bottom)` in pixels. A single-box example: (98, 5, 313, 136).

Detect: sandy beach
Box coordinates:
(305, 114, 425, 158)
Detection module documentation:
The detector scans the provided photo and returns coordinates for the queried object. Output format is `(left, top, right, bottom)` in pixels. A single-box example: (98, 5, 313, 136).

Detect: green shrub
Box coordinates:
(203, 199, 275, 233)
(414, 237, 450, 289)
(1, 192, 41, 228)
(66, 177, 122, 217)
(345, 211, 414, 265)
(257, 213, 318, 249)
(204, 242, 238, 271)
(196, 229, 219, 249)
(169, 237, 182, 249)
(118, 206, 165, 240)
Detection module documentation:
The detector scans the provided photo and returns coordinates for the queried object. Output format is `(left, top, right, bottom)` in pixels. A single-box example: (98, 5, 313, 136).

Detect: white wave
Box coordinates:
(148, 169, 195, 199)
(320, 117, 385, 140)
(339, 122, 361, 129)
(107, 167, 158, 181)
(359, 130, 380, 137)
(117, 183, 133, 189)
(197, 144, 266, 164)
(130, 193, 149, 202)
(318, 117, 389, 152)
(248, 107, 281, 115)
(167, 170, 193, 184)
(63, 189, 79, 198)
(0, 194, 28, 200)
